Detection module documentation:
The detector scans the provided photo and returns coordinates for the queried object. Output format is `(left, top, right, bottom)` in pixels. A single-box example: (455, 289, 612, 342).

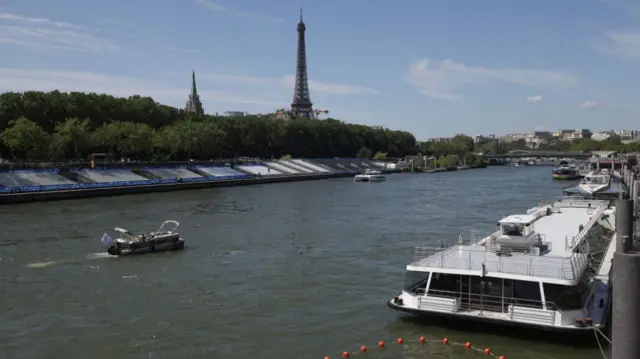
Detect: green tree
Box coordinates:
(50, 117, 91, 160)
(356, 146, 373, 158)
(0, 90, 419, 161)
(0, 117, 51, 160)
(373, 151, 387, 160)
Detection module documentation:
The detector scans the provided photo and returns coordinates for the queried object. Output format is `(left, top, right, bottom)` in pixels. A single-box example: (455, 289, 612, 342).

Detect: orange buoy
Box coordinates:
(396, 337, 404, 344)
(377, 341, 384, 348)
(342, 351, 350, 358)
(499, 356, 506, 359)
(465, 342, 472, 348)
(484, 348, 491, 355)
(419, 336, 426, 343)
(360, 346, 367, 352)
(443, 338, 449, 344)
(324, 356, 330, 359)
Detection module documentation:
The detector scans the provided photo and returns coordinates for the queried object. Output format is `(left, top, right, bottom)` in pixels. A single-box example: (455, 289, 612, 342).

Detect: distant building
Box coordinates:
(185, 71, 204, 115)
(564, 129, 591, 140)
(592, 131, 613, 141)
(474, 134, 500, 143)
(224, 111, 246, 118)
(614, 129, 640, 141)
(552, 129, 574, 138)
(525, 131, 550, 148)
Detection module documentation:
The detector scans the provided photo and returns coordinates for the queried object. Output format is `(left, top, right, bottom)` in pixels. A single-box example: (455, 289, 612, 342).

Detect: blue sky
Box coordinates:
(1, 0, 640, 139)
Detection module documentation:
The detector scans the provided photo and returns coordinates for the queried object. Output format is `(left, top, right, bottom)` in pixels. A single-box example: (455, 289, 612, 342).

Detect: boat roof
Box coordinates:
(498, 214, 536, 225)
(407, 199, 610, 285)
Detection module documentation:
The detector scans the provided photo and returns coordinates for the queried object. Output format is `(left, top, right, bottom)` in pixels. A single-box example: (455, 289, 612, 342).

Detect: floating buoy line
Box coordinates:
(324, 335, 508, 359)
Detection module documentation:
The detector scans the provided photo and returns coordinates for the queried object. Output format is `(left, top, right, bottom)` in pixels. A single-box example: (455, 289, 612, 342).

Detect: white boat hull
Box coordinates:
(387, 291, 603, 333)
(354, 174, 386, 182)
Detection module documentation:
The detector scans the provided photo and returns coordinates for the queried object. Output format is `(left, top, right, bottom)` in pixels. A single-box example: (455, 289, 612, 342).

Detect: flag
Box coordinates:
(101, 232, 114, 245)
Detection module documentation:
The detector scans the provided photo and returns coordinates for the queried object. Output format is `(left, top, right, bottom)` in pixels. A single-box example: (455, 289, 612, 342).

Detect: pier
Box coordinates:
(608, 165, 640, 359)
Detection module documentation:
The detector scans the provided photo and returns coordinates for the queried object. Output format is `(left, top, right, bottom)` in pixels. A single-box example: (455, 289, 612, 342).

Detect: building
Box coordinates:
(223, 111, 246, 118)
(564, 129, 591, 140)
(525, 131, 551, 148)
(614, 129, 640, 141)
(592, 131, 613, 141)
(185, 71, 204, 115)
(552, 129, 574, 138)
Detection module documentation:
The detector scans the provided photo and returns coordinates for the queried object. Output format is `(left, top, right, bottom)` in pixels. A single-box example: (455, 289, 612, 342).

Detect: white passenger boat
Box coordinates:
(388, 198, 615, 333)
(563, 169, 625, 200)
(578, 170, 611, 194)
(354, 169, 386, 182)
(102, 220, 185, 256)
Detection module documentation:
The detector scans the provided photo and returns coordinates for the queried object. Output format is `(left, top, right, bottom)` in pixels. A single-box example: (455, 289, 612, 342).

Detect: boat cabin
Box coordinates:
(490, 214, 549, 255)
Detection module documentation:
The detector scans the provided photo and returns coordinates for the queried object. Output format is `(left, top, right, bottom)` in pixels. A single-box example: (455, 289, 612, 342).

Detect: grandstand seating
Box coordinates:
(0, 170, 75, 187)
(238, 165, 282, 176)
(195, 166, 251, 178)
(291, 159, 331, 172)
(277, 160, 315, 173)
(264, 161, 301, 174)
(144, 167, 203, 179)
(75, 169, 149, 183)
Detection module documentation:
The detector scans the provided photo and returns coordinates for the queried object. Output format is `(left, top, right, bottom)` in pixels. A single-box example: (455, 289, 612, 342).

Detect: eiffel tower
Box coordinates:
(290, 8, 314, 119)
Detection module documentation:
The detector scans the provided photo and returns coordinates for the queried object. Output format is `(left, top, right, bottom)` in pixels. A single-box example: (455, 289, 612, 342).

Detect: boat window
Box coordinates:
(428, 273, 459, 295)
(403, 271, 430, 294)
(543, 282, 589, 310)
(512, 280, 542, 308)
(502, 224, 523, 236)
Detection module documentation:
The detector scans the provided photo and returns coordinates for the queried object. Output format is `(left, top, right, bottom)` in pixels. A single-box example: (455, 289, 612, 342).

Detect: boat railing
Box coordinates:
(564, 203, 607, 252)
(155, 220, 180, 234)
(553, 198, 608, 209)
(409, 243, 590, 281)
(416, 289, 557, 325)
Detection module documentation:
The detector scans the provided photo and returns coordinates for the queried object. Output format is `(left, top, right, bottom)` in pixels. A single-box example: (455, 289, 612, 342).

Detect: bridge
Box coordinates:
(481, 150, 592, 159)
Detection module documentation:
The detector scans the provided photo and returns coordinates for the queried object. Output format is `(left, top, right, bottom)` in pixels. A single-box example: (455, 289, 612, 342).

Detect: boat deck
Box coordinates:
(408, 202, 607, 283)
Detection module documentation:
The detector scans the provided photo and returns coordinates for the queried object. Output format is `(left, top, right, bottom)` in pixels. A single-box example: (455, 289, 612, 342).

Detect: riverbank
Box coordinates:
(0, 171, 361, 205)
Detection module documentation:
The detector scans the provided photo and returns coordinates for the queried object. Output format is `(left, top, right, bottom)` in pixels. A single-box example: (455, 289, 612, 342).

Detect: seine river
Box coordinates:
(0, 166, 603, 359)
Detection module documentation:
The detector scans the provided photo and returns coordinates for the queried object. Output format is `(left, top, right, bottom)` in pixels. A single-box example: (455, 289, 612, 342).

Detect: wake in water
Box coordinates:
(24, 252, 117, 269)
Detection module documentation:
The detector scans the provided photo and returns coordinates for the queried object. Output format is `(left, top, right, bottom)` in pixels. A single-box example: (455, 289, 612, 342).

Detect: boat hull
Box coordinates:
(354, 175, 386, 182)
(107, 238, 185, 256)
(386, 300, 594, 334)
(552, 173, 582, 180)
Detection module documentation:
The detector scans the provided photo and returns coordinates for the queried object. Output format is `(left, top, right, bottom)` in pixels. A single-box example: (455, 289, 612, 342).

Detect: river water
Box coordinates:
(0, 166, 603, 359)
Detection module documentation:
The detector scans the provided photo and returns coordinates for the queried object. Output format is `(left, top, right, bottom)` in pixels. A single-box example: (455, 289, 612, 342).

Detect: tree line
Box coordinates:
(419, 134, 640, 158)
(0, 91, 417, 162)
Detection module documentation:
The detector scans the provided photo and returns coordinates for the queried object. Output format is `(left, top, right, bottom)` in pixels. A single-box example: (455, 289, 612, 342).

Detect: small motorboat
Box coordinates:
(354, 169, 386, 183)
(102, 220, 185, 256)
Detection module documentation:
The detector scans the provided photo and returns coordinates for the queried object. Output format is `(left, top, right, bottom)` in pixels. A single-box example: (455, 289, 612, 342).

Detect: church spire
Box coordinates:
(191, 70, 197, 97)
(185, 70, 204, 115)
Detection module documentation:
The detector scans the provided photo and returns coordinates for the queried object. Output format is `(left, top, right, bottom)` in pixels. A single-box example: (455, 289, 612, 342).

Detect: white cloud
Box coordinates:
(0, 12, 116, 52)
(526, 95, 542, 103)
(0, 68, 278, 107)
(0, 11, 83, 30)
(578, 100, 599, 108)
(195, 0, 283, 23)
(406, 59, 580, 99)
(592, 31, 640, 58)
